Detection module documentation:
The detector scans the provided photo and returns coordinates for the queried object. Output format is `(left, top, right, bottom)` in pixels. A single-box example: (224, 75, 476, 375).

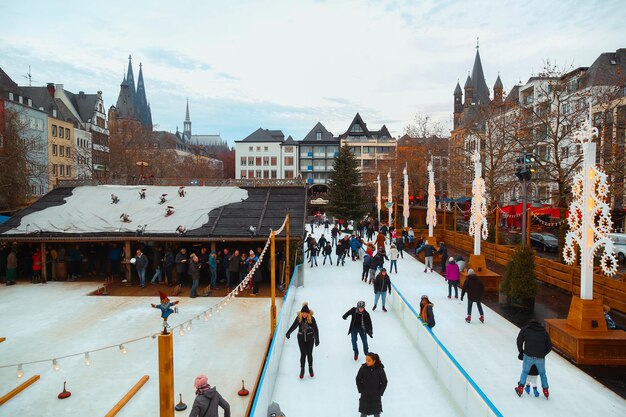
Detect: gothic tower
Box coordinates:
(493, 75, 503, 103)
(453, 81, 463, 129)
(183, 98, 191, 139)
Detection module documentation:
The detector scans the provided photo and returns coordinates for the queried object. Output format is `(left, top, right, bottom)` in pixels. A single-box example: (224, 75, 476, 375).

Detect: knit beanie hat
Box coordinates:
(301, 302, 310, 313)
(468, 268, 475, 275)
(194, 375, 208, 389)
(357, 300, 365, 308)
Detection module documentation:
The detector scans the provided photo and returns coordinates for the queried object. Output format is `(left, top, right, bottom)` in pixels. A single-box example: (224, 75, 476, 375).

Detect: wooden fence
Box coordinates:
(442, 230, 626, 314)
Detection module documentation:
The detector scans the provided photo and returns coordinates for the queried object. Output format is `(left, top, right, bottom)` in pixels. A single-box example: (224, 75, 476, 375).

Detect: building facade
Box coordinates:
(235, 128, 297, 179)
(339, 113, 396, 172)
(298, 122, 338, 184)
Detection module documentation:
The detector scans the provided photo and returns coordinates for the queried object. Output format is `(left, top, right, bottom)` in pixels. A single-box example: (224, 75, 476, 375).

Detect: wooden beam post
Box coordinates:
(104, 375, 150, 417)
(526, 210, 531, 247)
(40, 242, 47, 282)
(495, 207, 499, 245)
(0, 375, 40, 406)
(453, 205, 457, 233)
(124, 241, 131, 283)
(158, 332, 174, 417)
(443, 205, 446, 232)
(285, 213, 290, 288)
(270, 230, 277, 336)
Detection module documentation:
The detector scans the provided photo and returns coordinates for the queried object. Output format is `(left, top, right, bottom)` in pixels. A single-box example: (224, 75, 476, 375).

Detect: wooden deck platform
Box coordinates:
(459, 254, 501, 292)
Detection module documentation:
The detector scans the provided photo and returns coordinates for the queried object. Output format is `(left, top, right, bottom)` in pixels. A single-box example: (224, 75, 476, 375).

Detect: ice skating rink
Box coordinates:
(265, 227, 626, 417)
(0, 282, 276, 416)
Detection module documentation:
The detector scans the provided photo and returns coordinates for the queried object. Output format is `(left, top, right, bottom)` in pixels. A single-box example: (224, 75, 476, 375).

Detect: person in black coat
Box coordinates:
(436, 242, 448, 273)
(343, 301, 373, 361)
(356, 352, 387, 417)
(395, 237, 404, 259)
(286, 302, 320, 379)
(460, 269, 485, 323)
(322, 242, 333, 265)
(335, 239, 346, 266)
(373, 269, 391, 312)
(515, 319, 552, 398)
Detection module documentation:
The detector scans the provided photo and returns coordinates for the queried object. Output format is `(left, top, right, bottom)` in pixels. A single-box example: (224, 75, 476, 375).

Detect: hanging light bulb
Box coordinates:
(53, 359, 60, 371)
(186, 321, 192, 331)
(84, 352, 92, 366)
(179, 326, 185, 336)
(119, 344, 127, 354)
(17, 364, 24, 378)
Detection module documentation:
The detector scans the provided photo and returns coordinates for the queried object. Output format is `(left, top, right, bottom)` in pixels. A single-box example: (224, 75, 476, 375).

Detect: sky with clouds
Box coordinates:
(1, 0, 624, 145)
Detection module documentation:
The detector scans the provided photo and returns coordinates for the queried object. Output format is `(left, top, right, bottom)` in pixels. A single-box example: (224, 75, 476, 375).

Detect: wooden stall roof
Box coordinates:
(0, 186, 307, 242)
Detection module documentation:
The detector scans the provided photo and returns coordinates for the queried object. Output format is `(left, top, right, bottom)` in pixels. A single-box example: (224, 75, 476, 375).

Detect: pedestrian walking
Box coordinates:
(188, 253, 200, 298)
(322, 242, 333, 265)
(461, 269, 485, 323)
(373, 268, 391, 312)
(445, 257, 460, 299)
(133, 249, 149, 288)
(356, 352, 387, 417)
(436, 242, 448, 273)
(514, 319, 552, 398)
(419, 295, 435, 328)
(188, 374, 231, 417)
(343, 300, 373, 361)
(388, 244, 399, 273)
(285, 302, 320, 379)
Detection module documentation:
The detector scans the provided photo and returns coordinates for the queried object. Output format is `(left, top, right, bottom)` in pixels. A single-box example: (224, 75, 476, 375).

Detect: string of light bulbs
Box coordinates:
(2, 216, 289, 379)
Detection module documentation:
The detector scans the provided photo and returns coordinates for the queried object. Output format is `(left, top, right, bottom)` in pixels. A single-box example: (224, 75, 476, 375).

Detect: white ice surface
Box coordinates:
(272, 227, 626, 417)
(0, 283, 277, 416)
(4, 185, 248, 234)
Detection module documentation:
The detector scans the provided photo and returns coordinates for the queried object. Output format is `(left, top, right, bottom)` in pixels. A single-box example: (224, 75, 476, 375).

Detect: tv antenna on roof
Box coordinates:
(22, 65, 38, 86)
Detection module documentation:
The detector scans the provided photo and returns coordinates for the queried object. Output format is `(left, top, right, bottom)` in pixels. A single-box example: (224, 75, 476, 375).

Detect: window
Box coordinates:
(314, 146, 325, 157)
(256, 170, 262, 178)
(59, 165, 65, 176)
(240, 170, 247, 178)
(249, 146, 253, 151)
(59, 128, 64, 138)
(241, 157, 247, 166)
(271, 157, 277, 166)
(248, 156, 254, 166)
(561, 146, 569, 159)
(37, 119, 44, 131)
(52, 125, 57, 137)
(284, 156, 294, 166)
(271, 170, 277, 179)
(256, 146, 261, 151)
(65, 129, 70, 139)
(66, 166, 71, 177)
(264, 146, 268, 151)
(66, 147, 71, 157)
(256, 157, 262, 166)
(284, 146, 293, 153)
(29, 117, 36, 129)
(248, 170, 254, 178)
(52, 144, 58, 156)
(263, 156, 269, 166)
(350, 124, 363, 133)
(59, 145, 64, 156)
(263, 170, 269, 179)
(316, 132, 322, 140)
(285, 170, 294, 179)
(52, 164, 58, 176)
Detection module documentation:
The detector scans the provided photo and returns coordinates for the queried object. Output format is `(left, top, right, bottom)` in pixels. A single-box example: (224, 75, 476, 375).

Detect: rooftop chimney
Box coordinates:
(47, 83, 55, 97)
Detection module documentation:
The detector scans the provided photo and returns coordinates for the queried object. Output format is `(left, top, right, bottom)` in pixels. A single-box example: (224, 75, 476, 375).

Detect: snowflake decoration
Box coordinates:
(468, 177, 488, 241)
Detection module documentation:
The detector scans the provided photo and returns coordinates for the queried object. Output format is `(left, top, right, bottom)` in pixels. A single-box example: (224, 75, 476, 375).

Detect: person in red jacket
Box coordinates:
(32, 248, 43, 284)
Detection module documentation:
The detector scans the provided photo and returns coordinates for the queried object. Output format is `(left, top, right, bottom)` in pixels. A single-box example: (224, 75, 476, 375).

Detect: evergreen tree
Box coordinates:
(500, 244, 538, 303)
(326, 145, 369, 221)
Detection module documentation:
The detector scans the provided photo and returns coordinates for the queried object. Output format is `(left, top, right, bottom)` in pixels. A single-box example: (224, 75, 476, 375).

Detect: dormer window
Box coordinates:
(316, 132, 322, 140)
(350, 124, 363, 133)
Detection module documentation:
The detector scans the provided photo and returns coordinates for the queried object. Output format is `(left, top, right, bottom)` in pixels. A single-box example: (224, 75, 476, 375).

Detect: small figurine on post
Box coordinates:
(139, 188, 146, 199)
(176, 225, 186, 236)
(178, 186, 186, 197)
(120, 213, 132, 223)
(165, 206, 175, 217)
(111, 194, 119, 204)
(159, 194, 168, 205)
(151, 291, 179, 334)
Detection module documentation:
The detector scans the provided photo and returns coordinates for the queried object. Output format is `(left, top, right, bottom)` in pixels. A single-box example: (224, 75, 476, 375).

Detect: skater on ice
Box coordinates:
(356, 352, 387, 417)
(139, 188, 146, 199)
(372, 268, 391, 311)
(343, 300, 373, 361)
(523, 364, 540, 397)
(188, 374, 231, 417)
(111, 194, 119, 204)
(445, 257, 460, 299)
(515, 319, 552, 398)
(151, 291, 179, 333)
(285, 302, 319, 379)
(178, 186, 186, 197)
(461, 269, 485, 323)
(419, 295, 435, 328)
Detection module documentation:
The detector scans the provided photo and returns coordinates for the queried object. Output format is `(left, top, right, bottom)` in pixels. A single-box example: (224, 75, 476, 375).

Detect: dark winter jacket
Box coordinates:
(286, 314, 319, 344)
(252, 262, 263, 284)
(461, 274, 484, 301)
(373, 273, 392, 294)
(418, 244, 435, 257)
(356, 363, 387, 415)
(318, 236, 328, 248)
(175, 252, 188, 273)
(187, 259, 200, 280)
(369, 253, 387, 271)
(362, 254, 371, 268)
(335, 243, 344, 256)
(323, 245, 332, 256)
(420, 302, 435, 328)
(188, 386, 231, 417)
(395, 237, 404, 251)
(436, 244, 448, 260)
(517, 320, 552, 359)
(331, 227, 339, 237)
(134, 253, 148, 270)
(306, 246, 319, 257)
(343, 307, 373, 336)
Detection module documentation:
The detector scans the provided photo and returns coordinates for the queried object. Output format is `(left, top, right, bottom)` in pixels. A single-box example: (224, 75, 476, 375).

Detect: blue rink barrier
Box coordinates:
(389, 282, 504, 417)
(249, 263, 303, 417)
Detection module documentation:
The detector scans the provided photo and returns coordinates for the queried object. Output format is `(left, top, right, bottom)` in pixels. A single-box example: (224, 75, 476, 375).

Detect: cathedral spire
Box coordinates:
(470, 44, 490, 105)
(136, 62, 151, 128)
(183, 98, 191, 139)
(126, 55, 136, 102)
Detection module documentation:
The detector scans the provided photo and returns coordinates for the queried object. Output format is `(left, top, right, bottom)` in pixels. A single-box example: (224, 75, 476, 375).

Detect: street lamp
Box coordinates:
(513, 153, 537, 245)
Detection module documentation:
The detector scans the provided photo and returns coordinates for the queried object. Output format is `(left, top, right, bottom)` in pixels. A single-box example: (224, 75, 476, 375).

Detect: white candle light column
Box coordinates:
(468, 150, 488, 255)
(426, 162, 436, 237)
(377, 173, 381, 224)
(387, 170, 393, 227)
(563, 118, 618, 300)
(403, 164, 409, 228)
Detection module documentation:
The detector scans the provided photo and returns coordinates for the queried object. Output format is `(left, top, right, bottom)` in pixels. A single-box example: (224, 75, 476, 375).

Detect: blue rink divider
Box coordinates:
(249, 263, 302, 417)
(390, 282, 504, 417)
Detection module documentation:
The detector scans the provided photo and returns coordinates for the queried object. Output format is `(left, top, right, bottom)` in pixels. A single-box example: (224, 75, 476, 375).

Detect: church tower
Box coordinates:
(464, 75, 473, 108)
(453, 81, 463, 129)
(493, 75, 503, 103)
(126, 55, 136, 107)
(136, 62, 152, 129)
(183, 99, 192, 140)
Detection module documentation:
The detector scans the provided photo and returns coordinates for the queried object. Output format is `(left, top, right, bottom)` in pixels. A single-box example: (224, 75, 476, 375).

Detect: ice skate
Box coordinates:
(465, 315, 471, 323)
(479, 315, 484, 323)
(543, 388, 549, 399)
(515, 384, 524, 397)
